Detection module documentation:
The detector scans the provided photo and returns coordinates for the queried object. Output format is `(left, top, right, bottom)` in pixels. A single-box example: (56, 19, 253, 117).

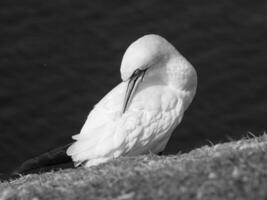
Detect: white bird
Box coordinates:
(66, 34, 197, 168)
(13, 34, 197, 175)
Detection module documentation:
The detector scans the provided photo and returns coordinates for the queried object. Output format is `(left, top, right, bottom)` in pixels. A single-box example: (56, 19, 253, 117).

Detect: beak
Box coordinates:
(122, 69, 146, 113)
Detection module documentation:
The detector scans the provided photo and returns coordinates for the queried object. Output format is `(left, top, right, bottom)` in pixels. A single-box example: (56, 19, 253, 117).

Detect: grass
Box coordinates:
(1, 134, 267, 200)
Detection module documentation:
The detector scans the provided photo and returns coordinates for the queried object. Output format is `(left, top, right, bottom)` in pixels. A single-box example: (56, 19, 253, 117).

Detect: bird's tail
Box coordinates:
(12, 143, 74, 175)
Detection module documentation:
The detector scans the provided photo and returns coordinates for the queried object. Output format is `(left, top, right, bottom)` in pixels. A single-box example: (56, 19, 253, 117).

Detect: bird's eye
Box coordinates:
(131, 69, 142, 78)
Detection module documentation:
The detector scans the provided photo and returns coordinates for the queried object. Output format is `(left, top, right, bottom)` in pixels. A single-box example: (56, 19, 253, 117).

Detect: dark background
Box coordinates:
(0, 0, 266, 174)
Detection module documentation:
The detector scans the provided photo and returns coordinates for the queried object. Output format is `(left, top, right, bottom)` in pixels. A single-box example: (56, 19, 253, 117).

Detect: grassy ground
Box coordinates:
(1, 134, 267, 200)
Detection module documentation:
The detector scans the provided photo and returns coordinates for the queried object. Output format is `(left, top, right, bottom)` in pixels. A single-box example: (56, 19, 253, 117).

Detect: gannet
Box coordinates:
(13, 34, 197, 174)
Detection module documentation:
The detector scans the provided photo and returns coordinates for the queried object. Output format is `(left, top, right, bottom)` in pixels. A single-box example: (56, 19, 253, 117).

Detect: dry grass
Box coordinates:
(1, 134, 267, 200)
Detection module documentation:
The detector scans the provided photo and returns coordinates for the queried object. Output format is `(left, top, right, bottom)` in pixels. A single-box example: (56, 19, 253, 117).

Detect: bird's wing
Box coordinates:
(67, 82, 184, 166)
(77, 82, 127, 137)
(66, 82, 128, 164)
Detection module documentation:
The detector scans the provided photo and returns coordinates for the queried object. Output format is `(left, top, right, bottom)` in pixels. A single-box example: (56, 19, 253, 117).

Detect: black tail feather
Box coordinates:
(13, 143, 74, 175)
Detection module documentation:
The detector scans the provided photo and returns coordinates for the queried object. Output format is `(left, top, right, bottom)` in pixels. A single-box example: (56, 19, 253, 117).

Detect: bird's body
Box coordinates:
(68, 81, 181, 167)
(67, 34, 197, 167)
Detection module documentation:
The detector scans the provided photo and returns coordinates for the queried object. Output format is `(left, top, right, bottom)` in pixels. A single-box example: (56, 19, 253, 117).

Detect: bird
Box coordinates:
(13, 34, 197, 175)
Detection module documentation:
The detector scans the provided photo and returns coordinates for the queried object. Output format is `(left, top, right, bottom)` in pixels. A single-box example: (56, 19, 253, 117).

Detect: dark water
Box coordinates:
(0, 1, 266, 174)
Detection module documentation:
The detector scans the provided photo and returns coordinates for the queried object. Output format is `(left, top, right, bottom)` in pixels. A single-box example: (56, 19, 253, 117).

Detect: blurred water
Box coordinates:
(0, 0, 266, 174)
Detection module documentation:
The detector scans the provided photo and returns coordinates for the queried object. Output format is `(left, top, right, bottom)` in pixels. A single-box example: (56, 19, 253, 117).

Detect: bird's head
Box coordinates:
(120, 34, 172, 81)
(120, 34, 197, 113)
